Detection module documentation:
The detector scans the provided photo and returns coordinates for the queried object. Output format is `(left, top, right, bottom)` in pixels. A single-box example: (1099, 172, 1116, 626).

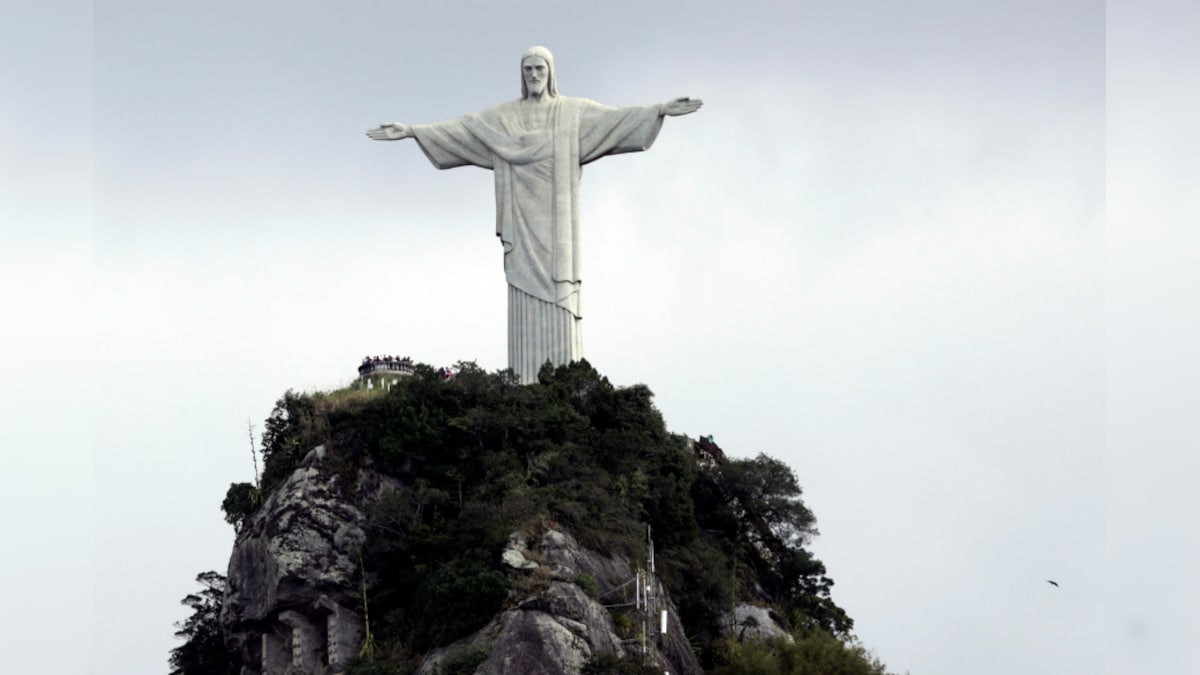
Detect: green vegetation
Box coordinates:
(710, 629, 895, 675)
(178, 359, 893, 674)
(220, 482, 259, 531)
(573, 572, 601, 599)
(582, 652, 664, 674)
(169, 571, 236, 675)
(438, 645, 492, 675)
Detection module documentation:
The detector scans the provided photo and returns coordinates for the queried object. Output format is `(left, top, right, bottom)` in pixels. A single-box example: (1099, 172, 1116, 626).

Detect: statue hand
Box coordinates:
(662, 97, 703, 116)
(366, 122, 412, 141)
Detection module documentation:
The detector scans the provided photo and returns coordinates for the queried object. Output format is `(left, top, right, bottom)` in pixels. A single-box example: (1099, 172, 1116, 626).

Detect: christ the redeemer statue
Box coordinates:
(367, 45, 702, 383)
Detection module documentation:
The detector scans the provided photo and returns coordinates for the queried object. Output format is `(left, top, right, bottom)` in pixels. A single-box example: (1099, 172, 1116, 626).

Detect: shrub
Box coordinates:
(572, 572, 600, 599)
(409, 560, 510, 650)
(581, 652, 662, 675)
(711, 630, 895, 675)
(221, 482, 259, 531)
(439, 645, 490, 675)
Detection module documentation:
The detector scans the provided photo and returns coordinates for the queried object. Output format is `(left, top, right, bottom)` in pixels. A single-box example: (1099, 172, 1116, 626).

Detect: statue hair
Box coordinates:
(520, 45, 558, 98)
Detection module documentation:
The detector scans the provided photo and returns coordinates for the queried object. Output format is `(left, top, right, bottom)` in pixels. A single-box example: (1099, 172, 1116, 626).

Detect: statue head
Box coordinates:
(520, 45, 558, 99)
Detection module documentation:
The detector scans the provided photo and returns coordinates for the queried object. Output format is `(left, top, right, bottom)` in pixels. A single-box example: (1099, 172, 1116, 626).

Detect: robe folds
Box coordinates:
(411, 97, 663, 382)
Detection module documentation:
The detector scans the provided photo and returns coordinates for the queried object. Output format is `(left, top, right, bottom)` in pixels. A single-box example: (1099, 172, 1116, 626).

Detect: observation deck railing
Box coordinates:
(357, 357, 415, 379)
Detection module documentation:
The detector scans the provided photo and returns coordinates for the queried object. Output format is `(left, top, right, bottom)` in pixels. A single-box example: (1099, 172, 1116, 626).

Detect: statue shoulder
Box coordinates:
(551, 96, 613, 120)
(565, 97, 623, 115)
(558, 95, 598, 109)
(471, 100, 520, 120)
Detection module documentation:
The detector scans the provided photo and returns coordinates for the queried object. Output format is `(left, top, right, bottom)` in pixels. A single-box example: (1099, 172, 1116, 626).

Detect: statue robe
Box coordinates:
(411, 96, 664, 383)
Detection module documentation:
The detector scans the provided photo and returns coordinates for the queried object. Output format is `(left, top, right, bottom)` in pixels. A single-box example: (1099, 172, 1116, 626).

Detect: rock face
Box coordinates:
(418, 581, 615, 675)
(722, 603, 794, 643)
(420, 529, 701, 675)
(222, 461, 702, 675)
(221, 463, 395, 675)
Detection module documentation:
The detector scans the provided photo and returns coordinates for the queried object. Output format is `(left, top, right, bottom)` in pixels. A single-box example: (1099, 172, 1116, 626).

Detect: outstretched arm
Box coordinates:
(660, 96, 703, 117)
(366, 122, 413, 141)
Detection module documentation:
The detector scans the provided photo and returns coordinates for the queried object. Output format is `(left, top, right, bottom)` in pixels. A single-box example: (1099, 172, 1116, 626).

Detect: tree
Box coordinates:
(720, 454, 817, 548)
(689, 453, 852, 637)
(221, 482, 259, 531)
(169, 571, 235, 675)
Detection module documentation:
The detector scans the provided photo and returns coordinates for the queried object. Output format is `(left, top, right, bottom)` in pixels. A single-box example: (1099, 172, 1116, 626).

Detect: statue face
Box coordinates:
(522, 56, 549, 97)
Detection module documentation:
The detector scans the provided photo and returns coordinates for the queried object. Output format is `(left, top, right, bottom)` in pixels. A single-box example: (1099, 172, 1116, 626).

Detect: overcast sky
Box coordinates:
(1, 2, 1196, 674)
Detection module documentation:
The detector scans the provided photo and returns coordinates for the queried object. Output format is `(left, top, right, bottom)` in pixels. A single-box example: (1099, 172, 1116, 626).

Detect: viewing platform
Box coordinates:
(357, 355, 414, 390)
(356, 355, 456, 390)
(358, 355, 415, 378)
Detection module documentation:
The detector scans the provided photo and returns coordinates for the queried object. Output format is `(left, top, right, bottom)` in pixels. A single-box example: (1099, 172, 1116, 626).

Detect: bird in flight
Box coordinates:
(1046, 580, 1059, 587)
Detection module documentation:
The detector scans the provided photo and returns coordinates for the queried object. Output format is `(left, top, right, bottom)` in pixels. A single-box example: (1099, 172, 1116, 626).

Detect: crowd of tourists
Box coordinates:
(358, 355, 414, 376)
(357, 355, 454, 380)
